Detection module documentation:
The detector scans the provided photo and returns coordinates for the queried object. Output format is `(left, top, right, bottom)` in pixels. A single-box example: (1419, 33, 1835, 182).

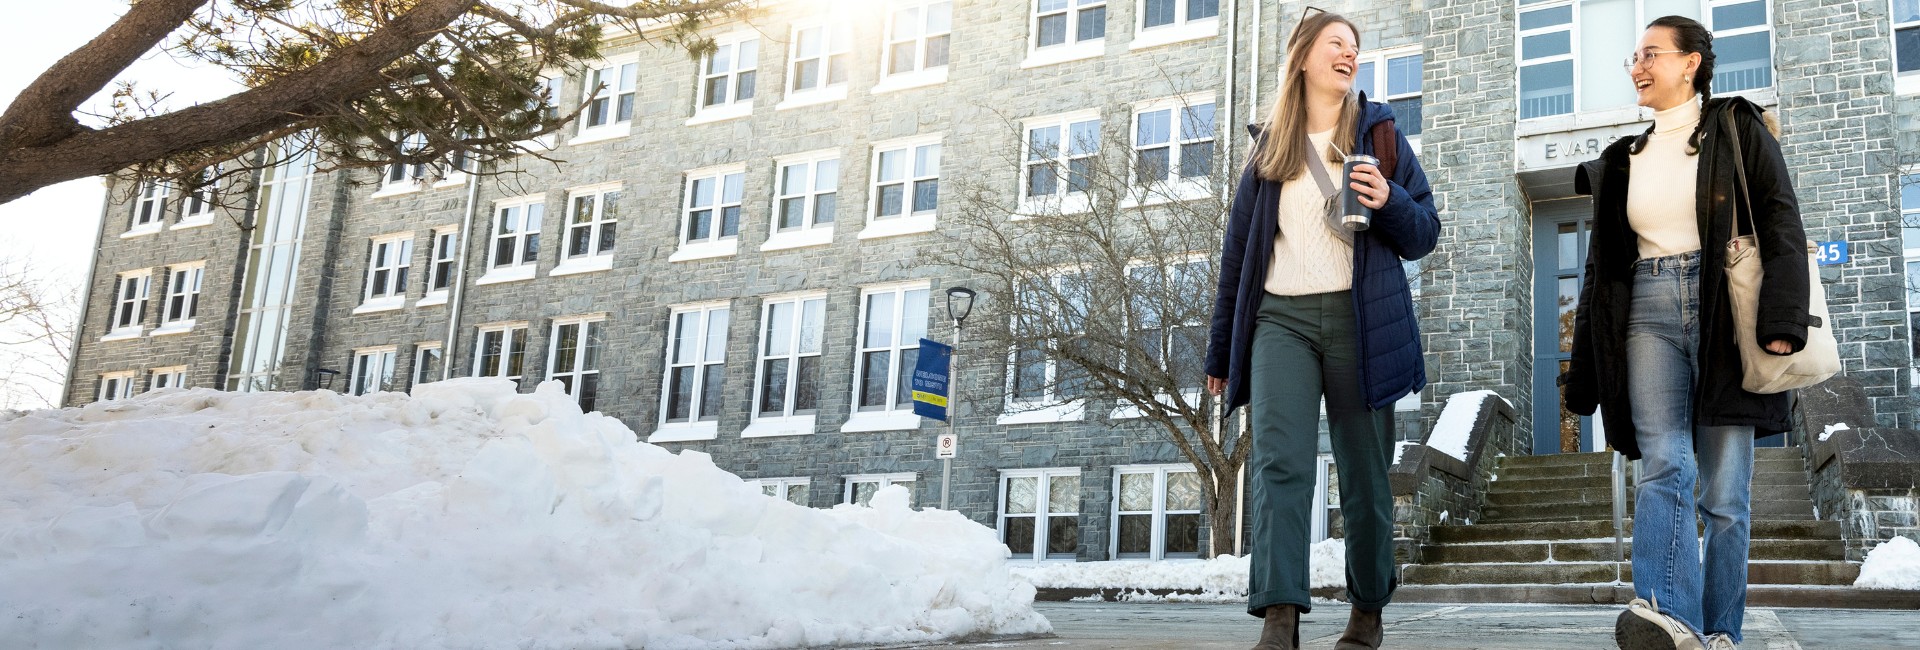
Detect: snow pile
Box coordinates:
(1819, 422, 1850, 442)
(1009, 538, 1347, 598)
(0, 380, 1049, 649)
(1855, 535, 1920, 590)
(1426, 390, 1506, 462)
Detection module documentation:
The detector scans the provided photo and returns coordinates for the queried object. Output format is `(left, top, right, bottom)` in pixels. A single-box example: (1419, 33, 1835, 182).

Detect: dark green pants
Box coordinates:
(1247, 291, 1397, 617)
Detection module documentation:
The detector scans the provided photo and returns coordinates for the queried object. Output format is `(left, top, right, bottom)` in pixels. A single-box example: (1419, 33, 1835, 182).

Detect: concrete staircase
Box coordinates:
(1395, 448, 1888, 607)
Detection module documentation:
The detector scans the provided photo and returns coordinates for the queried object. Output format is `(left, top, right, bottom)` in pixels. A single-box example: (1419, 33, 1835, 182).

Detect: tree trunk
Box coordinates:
(1206, 466, 1243, 558)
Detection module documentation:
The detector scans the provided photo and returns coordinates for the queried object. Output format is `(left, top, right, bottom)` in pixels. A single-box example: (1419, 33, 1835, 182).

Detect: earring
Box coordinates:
(1684, 74, 1692, 83)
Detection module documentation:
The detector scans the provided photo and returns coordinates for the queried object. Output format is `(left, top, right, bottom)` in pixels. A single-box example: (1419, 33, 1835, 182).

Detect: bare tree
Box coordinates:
(0, 0, 754, 205)
(933, 98, 1249, 557)
(0, 259, 78, 409)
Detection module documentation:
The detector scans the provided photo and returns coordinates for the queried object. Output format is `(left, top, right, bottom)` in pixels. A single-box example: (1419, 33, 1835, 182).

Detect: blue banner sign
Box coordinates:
(912, 338, 953, 421)
(1815, 241, 1849, 266)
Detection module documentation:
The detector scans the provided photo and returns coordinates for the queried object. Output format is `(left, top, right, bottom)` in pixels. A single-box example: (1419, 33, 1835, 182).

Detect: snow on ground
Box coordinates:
(1426, 390, 1506, 462)
(0, 380, 1049, 649)
(1855, 535, 1920, 590)
(1008, 538, 1346, 601)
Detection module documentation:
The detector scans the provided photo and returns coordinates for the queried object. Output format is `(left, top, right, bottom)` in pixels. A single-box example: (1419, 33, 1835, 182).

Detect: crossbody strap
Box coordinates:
(1301, 133, 1338, 200)
(1720, 105, 1760, 246)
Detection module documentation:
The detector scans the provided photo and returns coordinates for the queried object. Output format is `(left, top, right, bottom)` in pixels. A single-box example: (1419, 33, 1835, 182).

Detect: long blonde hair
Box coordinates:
(1254, 12, 1362, 182)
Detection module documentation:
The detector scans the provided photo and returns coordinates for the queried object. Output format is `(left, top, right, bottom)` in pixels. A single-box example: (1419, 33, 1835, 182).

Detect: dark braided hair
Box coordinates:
(1627, 15, 1716, 155)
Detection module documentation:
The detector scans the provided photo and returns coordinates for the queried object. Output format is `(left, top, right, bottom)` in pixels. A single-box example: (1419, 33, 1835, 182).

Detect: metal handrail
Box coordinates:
(1610, 451, 1628, 563)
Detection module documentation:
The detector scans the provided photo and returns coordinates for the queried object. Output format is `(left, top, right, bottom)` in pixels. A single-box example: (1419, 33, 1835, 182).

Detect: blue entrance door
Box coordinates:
(1532, 199, 1599, 454)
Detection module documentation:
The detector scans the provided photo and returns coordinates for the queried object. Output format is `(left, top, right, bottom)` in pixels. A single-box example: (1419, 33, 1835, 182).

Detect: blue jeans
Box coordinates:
(1625, 250, 1755, 644)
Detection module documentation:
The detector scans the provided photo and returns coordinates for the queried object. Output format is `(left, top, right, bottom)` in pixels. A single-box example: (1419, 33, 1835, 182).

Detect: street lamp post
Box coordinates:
(942, 286, 976, 511)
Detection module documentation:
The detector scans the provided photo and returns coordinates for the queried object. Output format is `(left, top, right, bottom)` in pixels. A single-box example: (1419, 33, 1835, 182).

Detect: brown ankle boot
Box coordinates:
(1251, 604, 1299, 650)
(1333, 607, 1383, 649)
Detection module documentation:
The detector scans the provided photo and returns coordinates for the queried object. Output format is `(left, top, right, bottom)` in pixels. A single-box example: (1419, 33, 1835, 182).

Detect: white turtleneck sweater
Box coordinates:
(1627, 96, 1705, 260)
(1264, 128, 1355, 296)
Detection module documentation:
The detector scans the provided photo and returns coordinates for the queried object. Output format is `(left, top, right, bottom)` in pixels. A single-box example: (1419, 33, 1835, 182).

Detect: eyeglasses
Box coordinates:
(1287, 6, 1328, 48)
(1622, 50, 1686, 72)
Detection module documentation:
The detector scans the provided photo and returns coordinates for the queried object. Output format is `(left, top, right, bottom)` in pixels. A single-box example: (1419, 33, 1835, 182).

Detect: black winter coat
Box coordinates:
(1563, 96, 1811, 460)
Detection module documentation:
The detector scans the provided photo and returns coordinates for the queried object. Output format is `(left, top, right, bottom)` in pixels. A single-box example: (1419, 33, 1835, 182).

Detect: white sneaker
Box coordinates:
(1614, 598, 1705, 650)
(1703, 633, 1738, 650)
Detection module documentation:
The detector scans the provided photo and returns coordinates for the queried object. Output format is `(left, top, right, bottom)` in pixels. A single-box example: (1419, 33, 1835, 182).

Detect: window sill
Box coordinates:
(1901, 74, 1920, 96)
(649, 421, 720, 443)
(1129, 18, 1220, 51)
(687, 103, 753, 126)
(371, 183, 423, 199)
(100, 329, 144, 342)
(150, 322, 196, 337)
(1021, 41, 1105, 69)
(432, 173, 470, 190)
(569, 125, 631, 147)
(475, 266, 537, 286)
(742, 415, 818, 438)
(871, 67, 948, 95)
(352, 297, 407, 315)
(857, 214, 937, 240)
(550, 256, 615, 277)
(1017, 194, 1093, 219)
(416, 292, 449, 308)
(761, 227, 835, 252)
(121, 225, 162, 239)
(1121, 180, 1214, 208)
(668, 239, 740, 263)
(173, 216, 214, 230)
(841, 411, 924, 433)
(997, 401, 1086, 425)
(1110, 391, 1201, 420)
(776, 86, 850, 111)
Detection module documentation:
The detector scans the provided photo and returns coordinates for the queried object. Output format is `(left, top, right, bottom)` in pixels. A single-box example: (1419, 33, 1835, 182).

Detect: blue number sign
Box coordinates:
(1814, 241, 1849, 266)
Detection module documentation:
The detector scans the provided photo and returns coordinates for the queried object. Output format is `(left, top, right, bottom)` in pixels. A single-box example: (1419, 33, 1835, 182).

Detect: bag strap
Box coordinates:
(1301, 132, 1339, 200)
(1719, 104, 1760, 246)
(1370, 119, 1399, 180)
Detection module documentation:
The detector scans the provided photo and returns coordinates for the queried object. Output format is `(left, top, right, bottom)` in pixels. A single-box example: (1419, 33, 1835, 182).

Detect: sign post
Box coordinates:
(912, 337, 955, 509)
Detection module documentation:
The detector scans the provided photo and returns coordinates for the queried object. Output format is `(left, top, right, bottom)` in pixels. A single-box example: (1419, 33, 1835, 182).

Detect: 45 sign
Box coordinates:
(1814, 241, 1849, 266)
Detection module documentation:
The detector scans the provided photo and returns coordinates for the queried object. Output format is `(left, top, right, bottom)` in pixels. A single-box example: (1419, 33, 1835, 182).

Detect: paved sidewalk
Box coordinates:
(926, 601, 1920, 649)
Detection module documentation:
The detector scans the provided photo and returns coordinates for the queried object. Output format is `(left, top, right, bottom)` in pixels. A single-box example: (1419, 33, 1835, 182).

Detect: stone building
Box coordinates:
(64, 0, 1918, 561)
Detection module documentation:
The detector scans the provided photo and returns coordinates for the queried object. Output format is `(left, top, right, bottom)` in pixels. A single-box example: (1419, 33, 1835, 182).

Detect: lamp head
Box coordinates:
(945, 286, 976, 324)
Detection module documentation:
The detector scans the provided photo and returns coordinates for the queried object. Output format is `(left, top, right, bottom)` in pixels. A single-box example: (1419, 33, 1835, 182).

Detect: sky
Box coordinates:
(0, 1, 243, 405)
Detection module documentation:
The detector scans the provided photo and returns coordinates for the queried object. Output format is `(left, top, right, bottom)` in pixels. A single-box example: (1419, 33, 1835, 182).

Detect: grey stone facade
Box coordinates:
(64, 0, 1920, 563)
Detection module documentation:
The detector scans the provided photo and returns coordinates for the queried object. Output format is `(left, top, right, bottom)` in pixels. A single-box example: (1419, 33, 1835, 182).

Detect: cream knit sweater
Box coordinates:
(1264, 129, 1354, 296)
(1627, 97, 1705, 260)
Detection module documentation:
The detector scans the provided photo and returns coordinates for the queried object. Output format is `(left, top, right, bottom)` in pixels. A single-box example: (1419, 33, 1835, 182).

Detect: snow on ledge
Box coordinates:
(1820, 422, 1851, 442)
(1425, 390, 1508, 462)
(1855, 536, 1920, 590)
(0, 379, 1049, 649)
(1007, 538, 1346, 596)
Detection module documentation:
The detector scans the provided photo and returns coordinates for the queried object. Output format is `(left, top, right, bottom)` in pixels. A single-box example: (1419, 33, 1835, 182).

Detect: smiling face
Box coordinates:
(1299, 21, 1360, 100)
(1630, 26, 1701, 110)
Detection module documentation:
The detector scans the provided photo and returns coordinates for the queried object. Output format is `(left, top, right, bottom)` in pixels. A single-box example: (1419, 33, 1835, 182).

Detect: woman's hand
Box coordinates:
(1765, 339, 1792, 355)
(1349, 163, 1390, 209)
(1206, 376, 1226, 397)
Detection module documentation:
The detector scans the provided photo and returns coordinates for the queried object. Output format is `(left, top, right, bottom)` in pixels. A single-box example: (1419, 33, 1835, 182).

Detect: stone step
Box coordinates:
(1418, 538, 1847, 564)
(1752, 499, 1815, 518)
(1487, 475, 1612, 493)
(1754, 472, 1810, 486)
(1404, 561, 1859, 586)
(1497, 451, 1618, 468)
(1753, 447, 1804, 461)
(1496, 463, 1614, 481)
(1756, 458, 1806, 473)
(1428, 518, 1842, 543)
(1385, 584, 1920, 610)
(1486, 483, 1813, 508)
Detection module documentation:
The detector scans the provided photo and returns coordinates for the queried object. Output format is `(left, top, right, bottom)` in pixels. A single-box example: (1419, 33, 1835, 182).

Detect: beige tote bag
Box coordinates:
(1720, 111, 1840, 394)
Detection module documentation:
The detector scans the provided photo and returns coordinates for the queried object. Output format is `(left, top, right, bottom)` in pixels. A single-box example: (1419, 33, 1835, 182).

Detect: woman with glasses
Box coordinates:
(1205, 9, 1439, 650)
(1563, 16, 1809, 650)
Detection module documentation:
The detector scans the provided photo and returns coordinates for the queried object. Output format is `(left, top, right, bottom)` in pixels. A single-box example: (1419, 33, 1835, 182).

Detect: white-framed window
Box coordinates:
(785, 20, 852, 105)
(1132, 0, 1218, 49)
(413, 342, 444, 387)
(1007, 269, 1091, 411)
(674, 166, 745, 262)
(658, 302, 730, 441)
(1027, 0, 1106, 66)
(998, 468, 1082, 561)
(148, 366, 187, 392)
(747, 293, 826, 436)
(1126, 257, 1209, 394)
(128, 180, 167, 233)
(548, 315, 606, 412)
(1312, 455, 1341, 542)
(1902, 173, 1920, 386)
(755, 477, 812, 506)
(1021, 111, 1101, 216)
(423, 228, 459, 300)
(361, 233, 413, 309)
(845, 472, 917, 507)
(1518, 0, 1575, 120)
(693, 34, 758, 122)
(483, 196, 543, 282)
(578, 60, 638, 139)
(561, 184, 619, 270)
(878, 0, 952, 90)
(864, 136, 942, 239)
(179, 167, 218, 224)
(767, 152, 840, 250)
(474, 323, 529, 382)
(98, 371, 136, 402)
(1112, 465, 1203, 560)
(1354, 47, 1425, 138)
(349, 347, 399, 396)
(1706, 0, 1772, 94)
(108, 270, 152, 337)
(381, 133, 428, 190)
(1130, 97, 1216, 201)
(846, 283, 930, 432)
(522, 74, 566, 149)
(1899, 0, 1920, 93)
(158, 262, 204, 331)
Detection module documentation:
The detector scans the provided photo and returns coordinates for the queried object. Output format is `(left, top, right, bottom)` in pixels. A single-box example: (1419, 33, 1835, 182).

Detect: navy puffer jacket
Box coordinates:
(1206, 96, 1441, 414)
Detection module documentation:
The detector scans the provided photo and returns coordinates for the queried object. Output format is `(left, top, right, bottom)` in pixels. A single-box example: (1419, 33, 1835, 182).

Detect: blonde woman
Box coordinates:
(1205, 10, 1440, 650)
